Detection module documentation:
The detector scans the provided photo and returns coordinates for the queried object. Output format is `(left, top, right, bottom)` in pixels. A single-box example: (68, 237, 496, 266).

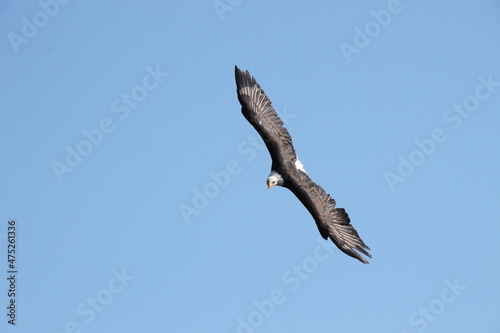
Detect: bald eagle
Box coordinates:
(235, 66, 371, 264)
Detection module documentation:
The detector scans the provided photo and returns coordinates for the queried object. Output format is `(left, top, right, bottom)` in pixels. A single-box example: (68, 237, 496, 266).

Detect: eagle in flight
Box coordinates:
(235, 66, 371, 264)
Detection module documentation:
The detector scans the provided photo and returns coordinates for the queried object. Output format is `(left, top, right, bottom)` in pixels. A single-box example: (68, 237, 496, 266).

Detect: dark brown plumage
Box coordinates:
(235, 66, 371, 264)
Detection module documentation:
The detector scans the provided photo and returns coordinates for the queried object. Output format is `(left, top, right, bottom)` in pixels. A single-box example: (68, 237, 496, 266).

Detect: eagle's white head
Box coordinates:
(267, 171, 284, 189)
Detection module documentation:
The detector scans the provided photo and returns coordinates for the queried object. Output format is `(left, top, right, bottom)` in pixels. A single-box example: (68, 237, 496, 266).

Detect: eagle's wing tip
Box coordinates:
(352, 248, 372, 264)
(360, 250, 372, 264)
(349, 246, 371, 264)
(328, 232, 372, 264)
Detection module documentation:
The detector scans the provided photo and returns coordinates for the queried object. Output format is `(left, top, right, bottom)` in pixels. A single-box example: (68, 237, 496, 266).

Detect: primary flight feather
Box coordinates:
(235, 66, 371, 264)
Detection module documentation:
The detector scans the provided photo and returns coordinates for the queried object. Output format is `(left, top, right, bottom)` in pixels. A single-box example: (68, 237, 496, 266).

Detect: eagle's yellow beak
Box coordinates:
(267, 182, 275, 189)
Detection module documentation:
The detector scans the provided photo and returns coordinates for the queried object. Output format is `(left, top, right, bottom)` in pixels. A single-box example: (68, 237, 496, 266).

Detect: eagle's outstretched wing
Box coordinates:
(287, 171, 371, 263)
(235, 66, 296, 169)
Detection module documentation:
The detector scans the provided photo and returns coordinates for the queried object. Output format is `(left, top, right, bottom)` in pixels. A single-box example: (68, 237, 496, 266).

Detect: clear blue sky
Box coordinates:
(1, 1, 499, 332)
